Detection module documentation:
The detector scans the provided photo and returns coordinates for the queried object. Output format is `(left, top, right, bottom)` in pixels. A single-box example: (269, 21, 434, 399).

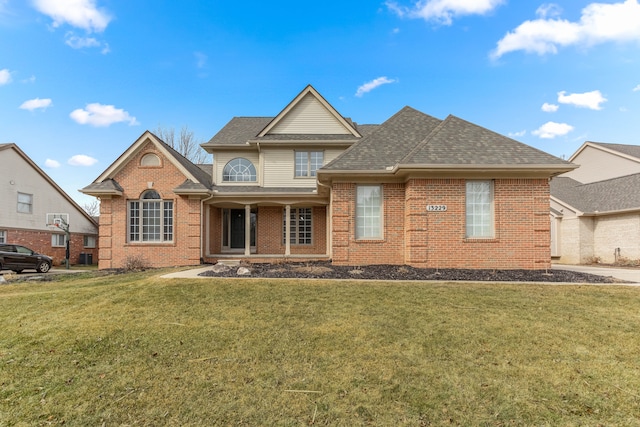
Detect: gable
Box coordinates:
(564, 143, 640, 184)
(0, 144, 98, 232)
(258, 85, 360, 137)
(267, 93, 352, 135)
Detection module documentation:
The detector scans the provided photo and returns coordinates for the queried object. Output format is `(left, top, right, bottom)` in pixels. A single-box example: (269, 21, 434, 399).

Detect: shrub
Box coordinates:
(122, 254, 150, 272)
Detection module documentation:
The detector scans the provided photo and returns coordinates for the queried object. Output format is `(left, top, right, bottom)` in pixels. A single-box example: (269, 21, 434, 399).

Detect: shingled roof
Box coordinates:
(323, 107, 442, 171)
(586, 142, 640, 160)
(323, 106, 572, 172)
(551, 174, 640, 214)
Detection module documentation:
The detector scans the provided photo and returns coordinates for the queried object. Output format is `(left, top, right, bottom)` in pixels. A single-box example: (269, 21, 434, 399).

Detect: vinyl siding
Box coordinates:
(262, 148, 345, 188)
(564, 146, 640, 183)
(269, 93, 351, 135)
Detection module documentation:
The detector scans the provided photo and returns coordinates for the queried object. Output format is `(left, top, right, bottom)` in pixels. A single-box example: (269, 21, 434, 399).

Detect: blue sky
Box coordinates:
(2, 0, 640, 207)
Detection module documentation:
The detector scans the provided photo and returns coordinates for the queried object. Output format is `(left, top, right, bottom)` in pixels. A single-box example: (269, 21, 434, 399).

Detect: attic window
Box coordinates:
(141, 153, 161, 166)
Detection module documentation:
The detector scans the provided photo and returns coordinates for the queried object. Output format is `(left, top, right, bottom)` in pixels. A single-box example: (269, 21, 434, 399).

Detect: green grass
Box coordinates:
(1, 271, 640, 426)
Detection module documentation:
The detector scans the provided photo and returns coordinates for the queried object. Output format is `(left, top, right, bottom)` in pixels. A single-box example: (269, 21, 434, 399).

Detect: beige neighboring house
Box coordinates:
(0, 143, 98, 266)
(551, 142, 640, 264)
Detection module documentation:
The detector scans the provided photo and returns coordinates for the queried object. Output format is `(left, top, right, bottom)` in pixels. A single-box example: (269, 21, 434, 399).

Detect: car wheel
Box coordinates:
(37, 262, 51, 273)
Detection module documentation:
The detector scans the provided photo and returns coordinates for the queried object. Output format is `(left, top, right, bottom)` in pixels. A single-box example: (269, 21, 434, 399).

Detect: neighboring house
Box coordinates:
(551, 141, 640, 264)
(82, 85, 574, 270)
(0, 143, 98, 265)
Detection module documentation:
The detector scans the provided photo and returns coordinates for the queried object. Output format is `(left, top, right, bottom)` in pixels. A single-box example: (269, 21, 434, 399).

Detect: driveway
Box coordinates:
(552, 264, 640, 285)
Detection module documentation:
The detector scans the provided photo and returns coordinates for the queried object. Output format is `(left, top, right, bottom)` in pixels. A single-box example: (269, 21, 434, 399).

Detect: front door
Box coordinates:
(230, 209, 245, 249)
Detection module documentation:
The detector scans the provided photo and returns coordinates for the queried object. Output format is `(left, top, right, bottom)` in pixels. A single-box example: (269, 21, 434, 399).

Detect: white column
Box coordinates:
(244, 204, 251, 256)
(285, 205, 291, 256)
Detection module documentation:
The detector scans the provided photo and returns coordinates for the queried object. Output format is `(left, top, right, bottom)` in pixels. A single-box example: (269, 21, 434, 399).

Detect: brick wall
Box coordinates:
(98, 142, 202, 269)
(2, 227, 97, 266)
(331, 183, 405, 266)
(331, 178, 552, 269)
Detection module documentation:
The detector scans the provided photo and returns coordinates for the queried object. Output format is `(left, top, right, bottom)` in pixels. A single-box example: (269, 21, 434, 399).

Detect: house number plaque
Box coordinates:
(427, 205, 447, 212)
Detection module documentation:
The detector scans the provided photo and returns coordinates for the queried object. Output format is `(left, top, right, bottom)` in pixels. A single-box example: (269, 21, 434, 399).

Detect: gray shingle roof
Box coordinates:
(81, 178, 123, 193)
(150, 132, 212, 188)
(323, 106, 442, 171)
(323, 107, 570, 171)
(551, 174, 640, 213)
(404, 115, 571, 166)
(204, 117, 272, 146)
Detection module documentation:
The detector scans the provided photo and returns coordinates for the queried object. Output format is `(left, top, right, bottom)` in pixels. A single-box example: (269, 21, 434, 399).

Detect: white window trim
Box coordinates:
(0, 230, 6, 244)
(356, 185, 383, 240)
(465, 180, 495, 239)
(294, 150, 324, 178)
(51, 233, 66, 247)
(17, 192, 33, 214)
(127, 192, 174, 243)
(84, 235, 96, 248)
(283, 207, 313, 245)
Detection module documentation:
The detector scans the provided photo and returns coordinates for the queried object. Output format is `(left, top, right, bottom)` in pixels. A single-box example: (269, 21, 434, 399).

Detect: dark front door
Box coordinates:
(230, 209, 245, 249)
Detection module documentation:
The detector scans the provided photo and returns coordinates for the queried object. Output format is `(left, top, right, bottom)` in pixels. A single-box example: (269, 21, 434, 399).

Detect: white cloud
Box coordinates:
(387, 0, 505, 25)
(65, 32, 100, 49)
(633, 84, 640, 92)
(536, 3, 563, 19)
(45, 158, 61, 168)
(68, 154, 98, 166)
(532, 121, 574, 139)
(32, 0, 111, 32)
(355, 77, 397, 97)
(0, 68, 11, 85)
(19, 97, 52, 111)
(70, 103, 138, 127)
(492, 0, 640, 58)
(508, 130, 526, 138)
(194, 52, 207, 69)
(541, 102, 559, 112)
(557, 90, 607, 110)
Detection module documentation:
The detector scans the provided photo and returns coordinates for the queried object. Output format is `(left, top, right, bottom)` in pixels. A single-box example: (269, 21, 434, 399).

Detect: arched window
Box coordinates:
(128, 190, 173, 242)
(140, 153, 161, 166)
(223, 158, 256, 182)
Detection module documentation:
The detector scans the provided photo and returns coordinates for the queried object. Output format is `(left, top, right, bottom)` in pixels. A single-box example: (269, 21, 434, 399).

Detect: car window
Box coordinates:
(15, 246, 33, 255)
(0, 245, 15, 252)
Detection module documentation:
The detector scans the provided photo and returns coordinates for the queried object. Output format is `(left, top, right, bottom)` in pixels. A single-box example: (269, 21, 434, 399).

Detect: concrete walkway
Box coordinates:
(552, 264, 640, 285)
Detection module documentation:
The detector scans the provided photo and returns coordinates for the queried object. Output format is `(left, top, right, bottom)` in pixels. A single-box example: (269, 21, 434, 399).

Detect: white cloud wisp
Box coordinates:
(0, 68, 11, 85)
(355, 77, 397, 97)
(541, 102, 559, 112)
(557, 90, 607, 110)
(70, 103, 138, 127)
(387, 0, 505, 25)
(45, 159, 61, 168)
(32, 0, 111, 32)
(492, 0, 640, 58)
(19, 97, 52, 111)
(68, 154, 98, 166)
(532, 121, 574, 139)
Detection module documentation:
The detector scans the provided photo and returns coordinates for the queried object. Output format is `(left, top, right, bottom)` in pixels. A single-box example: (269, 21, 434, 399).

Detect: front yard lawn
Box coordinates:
(1, 270, 639, 425)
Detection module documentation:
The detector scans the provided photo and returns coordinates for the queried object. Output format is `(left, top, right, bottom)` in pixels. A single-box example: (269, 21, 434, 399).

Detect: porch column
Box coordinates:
(285, 205, 291, 256)
(244, 204, 251, 256)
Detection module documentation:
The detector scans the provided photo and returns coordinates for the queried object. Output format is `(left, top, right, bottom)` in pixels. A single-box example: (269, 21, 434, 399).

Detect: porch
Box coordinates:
(203, 204, 330, 262)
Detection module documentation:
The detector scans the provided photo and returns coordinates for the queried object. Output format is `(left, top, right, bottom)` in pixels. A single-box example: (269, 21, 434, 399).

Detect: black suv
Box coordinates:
(0, 244, 53, 273)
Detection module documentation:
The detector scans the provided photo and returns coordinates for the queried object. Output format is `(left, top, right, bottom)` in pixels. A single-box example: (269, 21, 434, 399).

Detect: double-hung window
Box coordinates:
(128, 190, 174, 242)
(283, 208, 312, 245)
(17, 192, 33, 214)
(466, 180, 494, 238)
(0, 230, 7, 243)
(295, 151, 323, 177)
(52, 234, 66, 247)
(356, 185, 382, 239)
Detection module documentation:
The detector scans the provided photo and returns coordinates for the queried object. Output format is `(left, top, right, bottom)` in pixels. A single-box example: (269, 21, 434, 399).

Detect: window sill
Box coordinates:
(463, 238, 498, 243)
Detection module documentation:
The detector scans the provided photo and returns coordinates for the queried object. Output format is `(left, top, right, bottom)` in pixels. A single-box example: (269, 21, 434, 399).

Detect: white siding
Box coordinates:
(593, 214, 640, 263)
(0, 148, 97, 234)
(564, 146, 640, 183)
(262, 148, 345, 188)
(269, 93, 351, 135)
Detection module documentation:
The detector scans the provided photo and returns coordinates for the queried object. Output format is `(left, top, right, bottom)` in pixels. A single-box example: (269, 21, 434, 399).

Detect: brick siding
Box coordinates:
(2, 227, 97, 266)
(97, 142, 202, 269)
(331, 178, 551, 269)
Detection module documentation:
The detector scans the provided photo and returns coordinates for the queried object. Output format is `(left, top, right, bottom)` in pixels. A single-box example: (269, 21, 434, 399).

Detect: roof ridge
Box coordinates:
(399, 113, 450, 164)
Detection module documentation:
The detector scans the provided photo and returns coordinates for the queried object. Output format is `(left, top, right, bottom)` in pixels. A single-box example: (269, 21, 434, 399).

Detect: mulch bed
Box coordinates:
(199, 261, 625, 283)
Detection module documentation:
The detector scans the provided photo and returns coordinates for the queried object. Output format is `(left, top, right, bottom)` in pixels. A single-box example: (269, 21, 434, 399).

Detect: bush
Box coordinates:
(122, 254, 150, 272)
